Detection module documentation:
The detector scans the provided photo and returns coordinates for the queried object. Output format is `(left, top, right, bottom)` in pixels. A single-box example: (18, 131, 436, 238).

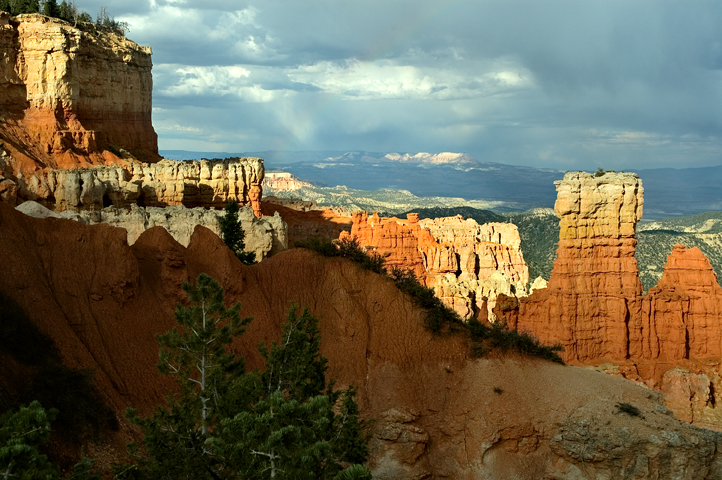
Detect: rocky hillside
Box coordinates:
(2, 203, 722, 479)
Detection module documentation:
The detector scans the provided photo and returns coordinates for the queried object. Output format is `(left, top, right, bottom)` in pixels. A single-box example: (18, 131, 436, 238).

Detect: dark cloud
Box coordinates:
(82, 0, 722, 170)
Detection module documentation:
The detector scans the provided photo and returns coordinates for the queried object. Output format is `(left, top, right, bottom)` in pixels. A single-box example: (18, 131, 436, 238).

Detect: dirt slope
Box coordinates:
(1, 203, 721, 478)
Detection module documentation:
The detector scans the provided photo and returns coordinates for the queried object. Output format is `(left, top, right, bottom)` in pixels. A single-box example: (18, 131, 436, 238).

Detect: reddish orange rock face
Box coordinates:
(340, 211, 529, 321)
(0, 13, 159, 177)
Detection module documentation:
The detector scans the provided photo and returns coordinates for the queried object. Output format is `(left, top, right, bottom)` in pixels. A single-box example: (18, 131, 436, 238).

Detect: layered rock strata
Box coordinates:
(340, 211, 529, 320)
(506, 171, 645, 361)
(16, 200, 288, 262)
(1, 203, 721, 479)
(3, 157, 265, 217)
(495, 171, 722, 428)
(0, 13, 158, 169)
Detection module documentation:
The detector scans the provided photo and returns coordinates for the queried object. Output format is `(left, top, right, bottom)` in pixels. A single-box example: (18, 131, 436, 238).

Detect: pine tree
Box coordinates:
(0, 401, 57, 480)
(42, 0, 56, 17)
(219, 200, 256, 265)
(212, 306, 372, 480)
(115, 274, 252, 480)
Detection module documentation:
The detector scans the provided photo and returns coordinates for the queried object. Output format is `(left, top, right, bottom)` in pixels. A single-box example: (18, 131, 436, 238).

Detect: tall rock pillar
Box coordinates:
(512, 172, 644, 362)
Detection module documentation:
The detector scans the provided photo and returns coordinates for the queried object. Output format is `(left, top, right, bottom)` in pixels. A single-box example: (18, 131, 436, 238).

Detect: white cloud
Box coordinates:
(286, 59, 533, 100)
(156, 64, 284, 102)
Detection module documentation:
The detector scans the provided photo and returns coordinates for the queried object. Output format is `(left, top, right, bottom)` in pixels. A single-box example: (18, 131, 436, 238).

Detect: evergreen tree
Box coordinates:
(42, 0, 56, 17)
(212, 306, 371, 480)
(115, 274, 252, 480)
(219, 200, 256, 265)
(0, 402, 102, 480)
(0, 401, 57, 480)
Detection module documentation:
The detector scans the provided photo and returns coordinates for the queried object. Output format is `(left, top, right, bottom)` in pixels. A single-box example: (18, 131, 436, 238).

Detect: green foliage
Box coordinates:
(212, 306, 371, 480)
(387, 267, 464, 333)
(0, 401, 57, 480)
(219, 200, 256, 265)
(42, 0, 57, 17)
(295, 237, 385, 274)
(467, 318, 564, 364)
(1, 403, 103, 480)
(117, 277, 370, 480)
(118, 273, 251, 480)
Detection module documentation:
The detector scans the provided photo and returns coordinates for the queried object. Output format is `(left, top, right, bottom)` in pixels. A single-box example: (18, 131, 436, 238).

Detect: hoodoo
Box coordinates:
(340, 211, 529, 320)
(495, 171, 722, 427)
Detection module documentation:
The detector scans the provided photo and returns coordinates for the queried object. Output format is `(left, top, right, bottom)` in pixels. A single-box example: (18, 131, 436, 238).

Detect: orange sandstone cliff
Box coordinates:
(1, 203, 722, 479)
(496, 171, 722, 427)
(340, 211, 529, 320)
(0, 13, 158, 170)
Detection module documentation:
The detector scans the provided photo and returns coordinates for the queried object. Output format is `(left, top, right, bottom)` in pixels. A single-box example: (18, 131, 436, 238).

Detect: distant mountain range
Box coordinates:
(160, 150, 722, 219)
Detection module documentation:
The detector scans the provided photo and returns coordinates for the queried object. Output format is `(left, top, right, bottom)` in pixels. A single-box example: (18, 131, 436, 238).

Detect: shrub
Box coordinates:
(295, 236, 385, 274)
(616, 402, 643, 418)
(386, 267, 464, 333)
(467, 318, 564, 364)
(296, 238, 564, 363)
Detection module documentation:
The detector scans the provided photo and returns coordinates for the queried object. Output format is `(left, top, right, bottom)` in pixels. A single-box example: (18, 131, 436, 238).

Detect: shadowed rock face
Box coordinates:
(495, 171, 722, 429)
(0, 13, 158, 169)
(3, 203, 720, 479)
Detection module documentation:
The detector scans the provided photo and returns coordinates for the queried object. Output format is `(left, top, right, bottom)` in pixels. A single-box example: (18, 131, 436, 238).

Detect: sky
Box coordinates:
(81, 0, 722, 170)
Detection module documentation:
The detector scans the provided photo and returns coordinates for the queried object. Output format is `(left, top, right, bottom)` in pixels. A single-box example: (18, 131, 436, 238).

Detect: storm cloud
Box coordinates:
(86, 0, 722, 170)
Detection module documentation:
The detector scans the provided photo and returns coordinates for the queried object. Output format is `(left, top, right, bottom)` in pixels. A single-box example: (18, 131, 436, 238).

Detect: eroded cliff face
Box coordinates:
(340, 211, 529, 321)
(6, 157, 265, 217)
(0, 13, 158, 171)
(496, 171, 722, 429)
(16, 200, 287, 262)
(1, 203, 721, 479)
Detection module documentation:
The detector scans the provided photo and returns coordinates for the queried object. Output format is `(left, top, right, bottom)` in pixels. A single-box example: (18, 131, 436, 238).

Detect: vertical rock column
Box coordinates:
(640, 245, 722, 361)
(514, 172, 644, 362)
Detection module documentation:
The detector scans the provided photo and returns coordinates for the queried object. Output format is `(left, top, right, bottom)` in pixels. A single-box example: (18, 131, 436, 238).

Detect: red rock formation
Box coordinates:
(494, 171, 722, 428)
(639, 245, 722, 361)
(2, 203, 721, 478)
(502, 171, 645, 362)
(0, 13, 159, 171)
(339, 211, 428, 278)
(340, 211, 529, 320)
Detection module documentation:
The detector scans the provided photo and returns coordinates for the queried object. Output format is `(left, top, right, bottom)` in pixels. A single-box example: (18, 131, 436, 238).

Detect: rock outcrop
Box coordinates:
(1, 202, 721, 479)
(16, 200, 288, 261)
(640, 245, 722, 361)
(4, 157, 265, 217)
(262, 172, 312, 192)
(0, 13, 158, 170)
(506, 171, 645, 361)
(496, 171, 722, 429)
(340, 211, 529, 320)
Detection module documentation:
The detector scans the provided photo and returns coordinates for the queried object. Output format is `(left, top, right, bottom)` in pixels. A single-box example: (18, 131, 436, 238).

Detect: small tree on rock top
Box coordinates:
(219, 200, 256, 265)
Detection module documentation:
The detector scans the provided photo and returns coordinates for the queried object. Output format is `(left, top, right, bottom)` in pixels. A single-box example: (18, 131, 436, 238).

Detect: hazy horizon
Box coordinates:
(74, 0, 722, 172)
